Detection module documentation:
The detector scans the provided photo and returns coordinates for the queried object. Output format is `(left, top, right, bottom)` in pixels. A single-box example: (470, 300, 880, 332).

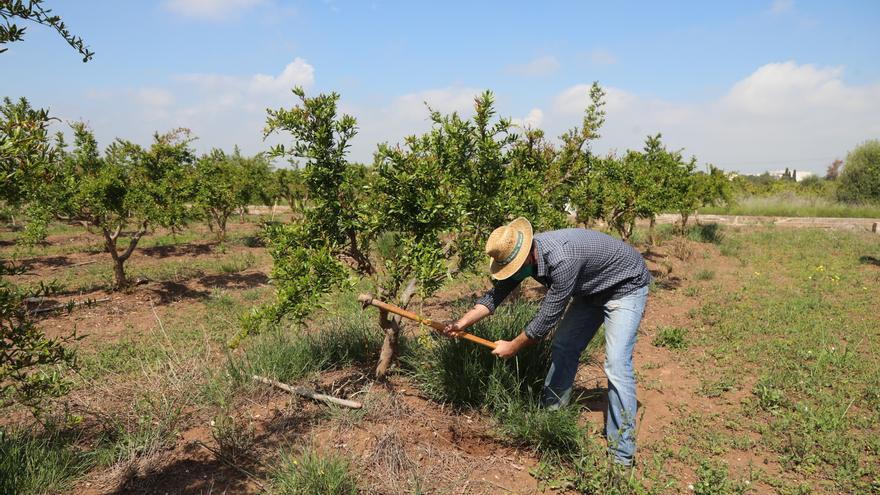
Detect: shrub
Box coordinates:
(837, 140, 880, 204)
(687, 223, 724, 244)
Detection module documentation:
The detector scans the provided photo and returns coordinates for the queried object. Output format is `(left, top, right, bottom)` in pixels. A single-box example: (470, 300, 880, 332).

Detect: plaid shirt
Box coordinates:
(475, 228, 652, 340)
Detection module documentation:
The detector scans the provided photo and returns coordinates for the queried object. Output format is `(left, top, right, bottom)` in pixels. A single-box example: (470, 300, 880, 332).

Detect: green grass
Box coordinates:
(681, 228, 880, 492)
(701, 194, 880, 218)
(405, 300, 550, 407)
(693, 460, 751, 495)
(695, 269, 716, 281)
(652, 327, 688, 350)
(270, 446, 359, 495)
(0, 428, 91, 495)
(228, 304, 383, 386)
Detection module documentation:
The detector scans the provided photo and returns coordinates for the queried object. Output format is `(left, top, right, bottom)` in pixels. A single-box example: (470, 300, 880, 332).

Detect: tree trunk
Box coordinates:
(211, 210, 227, 242)
(679, 211, 691, 233)
(112, 256, 127, 290)
(648, 216, 656, 246)
(102, 227, 127, 290)
(375, 278, 418, 379)
(102, 222, 147, 291)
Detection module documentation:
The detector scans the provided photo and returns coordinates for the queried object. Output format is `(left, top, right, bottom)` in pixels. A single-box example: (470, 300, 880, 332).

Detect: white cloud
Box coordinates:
(589, 49, 617, 66)
(179, 58, 315, 97)
(506, 56, 560, 77)
(769, 0, 794, 14)
(548, 61, 880, 173)
(163, 0, 267, 20)
(63, 60, 879, 175)
(134, 88, 175, 108)
(512, 108, 544, 129)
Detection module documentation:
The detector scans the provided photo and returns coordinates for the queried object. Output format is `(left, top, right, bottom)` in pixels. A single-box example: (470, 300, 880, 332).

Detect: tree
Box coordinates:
(50, 125, 196, 289)
(1, 0, 93, 61)
(247, 88, 573, 376)
(193, 148, 270, 241)
(0, 98, 78, 414)
(837, 140, 880, 204)
(826, 159, 843, 180)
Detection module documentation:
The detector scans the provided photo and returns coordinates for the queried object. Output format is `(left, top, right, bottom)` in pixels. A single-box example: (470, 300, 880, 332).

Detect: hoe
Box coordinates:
(357, 293, 497, 350)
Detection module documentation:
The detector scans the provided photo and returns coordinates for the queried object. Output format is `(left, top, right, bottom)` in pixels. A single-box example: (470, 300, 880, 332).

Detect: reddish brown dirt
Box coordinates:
(1, 223, 776, 494)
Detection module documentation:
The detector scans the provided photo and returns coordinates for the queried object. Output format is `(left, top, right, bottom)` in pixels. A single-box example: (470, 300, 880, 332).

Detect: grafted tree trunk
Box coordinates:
(375, 278, 417, 379)
(102, 221, 148, 290)
(211, 209, 228, 242)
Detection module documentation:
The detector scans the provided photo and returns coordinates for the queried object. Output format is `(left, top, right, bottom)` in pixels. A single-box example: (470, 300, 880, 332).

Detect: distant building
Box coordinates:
(767, 169, 816, 182)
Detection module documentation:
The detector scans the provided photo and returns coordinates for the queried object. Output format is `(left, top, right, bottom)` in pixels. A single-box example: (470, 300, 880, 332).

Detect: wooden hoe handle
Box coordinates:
(357, 293, 497, 350)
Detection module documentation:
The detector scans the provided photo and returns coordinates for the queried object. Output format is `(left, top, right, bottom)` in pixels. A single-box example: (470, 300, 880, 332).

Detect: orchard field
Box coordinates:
(1, 214, 878, 495)
(4, 6, 880, 493)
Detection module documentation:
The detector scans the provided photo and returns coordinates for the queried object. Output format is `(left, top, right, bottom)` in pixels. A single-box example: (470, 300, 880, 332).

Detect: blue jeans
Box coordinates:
(541, 285, 649, 465)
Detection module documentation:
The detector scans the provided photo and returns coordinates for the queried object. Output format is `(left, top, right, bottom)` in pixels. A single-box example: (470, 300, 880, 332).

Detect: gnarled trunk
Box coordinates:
(375, 278, 417, 379)
(102, 222, 148, 290)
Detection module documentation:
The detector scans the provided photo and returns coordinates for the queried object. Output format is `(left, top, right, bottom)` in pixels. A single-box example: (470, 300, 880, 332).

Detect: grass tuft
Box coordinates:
(228, 310, 383, 385)
(652, 327, 688, 350)
(0, 428, 90, 495)
(271, 446, 359, 495)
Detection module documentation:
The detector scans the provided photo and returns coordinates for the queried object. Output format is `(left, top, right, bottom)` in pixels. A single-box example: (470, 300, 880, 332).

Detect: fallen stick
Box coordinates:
(252, 375, 363, 409)
(28, 297, 111, 315)
(357, 293, 497, 350)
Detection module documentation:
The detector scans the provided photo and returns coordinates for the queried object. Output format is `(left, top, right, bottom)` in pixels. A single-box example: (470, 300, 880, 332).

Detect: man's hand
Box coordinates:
(442, 321, 463, 337)
(492, 339, 521, 359)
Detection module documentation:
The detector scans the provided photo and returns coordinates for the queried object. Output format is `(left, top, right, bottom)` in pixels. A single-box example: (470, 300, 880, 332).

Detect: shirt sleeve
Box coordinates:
(474, 277, 521, 314)
(524, 259, 579, 339)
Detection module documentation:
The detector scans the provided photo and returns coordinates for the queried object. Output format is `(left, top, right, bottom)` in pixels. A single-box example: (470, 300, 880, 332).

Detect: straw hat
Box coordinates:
(485, 217, 533, 280)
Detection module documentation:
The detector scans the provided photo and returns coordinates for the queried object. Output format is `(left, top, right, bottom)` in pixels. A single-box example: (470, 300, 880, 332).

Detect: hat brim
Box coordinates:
(489, 217, 534, 280)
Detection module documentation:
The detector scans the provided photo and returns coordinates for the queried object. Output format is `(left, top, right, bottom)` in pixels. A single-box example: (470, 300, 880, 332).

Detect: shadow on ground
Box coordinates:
(859, 255, 880, 267)
(140, 243, 215, 258)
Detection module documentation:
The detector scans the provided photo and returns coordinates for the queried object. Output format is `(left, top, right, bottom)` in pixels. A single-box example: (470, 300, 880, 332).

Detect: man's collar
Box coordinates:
(534, 237, 547, 278)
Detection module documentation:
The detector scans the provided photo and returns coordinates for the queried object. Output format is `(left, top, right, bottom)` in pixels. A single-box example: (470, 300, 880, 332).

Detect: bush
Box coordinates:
(687, 223, 724, 244)
(838, 140, 880, 204)
(271, 446, 359, 495)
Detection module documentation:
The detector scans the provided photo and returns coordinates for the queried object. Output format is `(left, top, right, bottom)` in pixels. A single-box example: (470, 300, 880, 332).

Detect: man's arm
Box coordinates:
(492, 330, 539, 358)
(444, 278, 521, 335)
(494, 259, 579, 357)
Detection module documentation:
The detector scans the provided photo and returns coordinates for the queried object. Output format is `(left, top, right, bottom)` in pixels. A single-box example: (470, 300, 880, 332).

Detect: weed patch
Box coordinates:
(229, 312, 383, 385)
(0, 428, 90, 495)
(652, 327, 688, 350)
(271, 446, 359, 495)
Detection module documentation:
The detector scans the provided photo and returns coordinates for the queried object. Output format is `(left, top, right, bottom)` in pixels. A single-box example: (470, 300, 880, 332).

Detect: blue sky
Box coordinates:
(2, 0, 879, 174)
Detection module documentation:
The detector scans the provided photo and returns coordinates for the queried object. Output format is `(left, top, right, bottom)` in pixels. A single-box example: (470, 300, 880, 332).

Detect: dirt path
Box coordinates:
(652, 213, 879, 232)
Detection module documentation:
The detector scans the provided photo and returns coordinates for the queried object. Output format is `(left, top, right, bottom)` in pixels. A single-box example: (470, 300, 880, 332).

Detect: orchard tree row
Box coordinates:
(2, 96, 311, 289)
(246, 84, 732, 376)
